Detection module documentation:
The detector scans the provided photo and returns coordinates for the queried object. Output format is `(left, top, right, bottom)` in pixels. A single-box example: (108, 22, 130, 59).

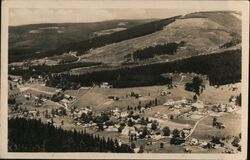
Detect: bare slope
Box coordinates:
(79, 11, 241, 64)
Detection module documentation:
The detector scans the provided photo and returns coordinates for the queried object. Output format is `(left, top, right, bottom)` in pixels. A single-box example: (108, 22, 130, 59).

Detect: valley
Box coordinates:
(8, 11, 242, 153)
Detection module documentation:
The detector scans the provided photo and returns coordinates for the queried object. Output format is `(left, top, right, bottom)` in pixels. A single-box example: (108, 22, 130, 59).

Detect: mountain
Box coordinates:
(9, 11, 242, 88)
(9, 11, 241, 64)
(79, 11, 241, 65)
(9, 19, 154, 62)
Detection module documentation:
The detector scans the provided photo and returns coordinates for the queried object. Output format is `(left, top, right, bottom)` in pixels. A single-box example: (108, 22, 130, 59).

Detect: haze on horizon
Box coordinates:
(9, 8, 229, 26)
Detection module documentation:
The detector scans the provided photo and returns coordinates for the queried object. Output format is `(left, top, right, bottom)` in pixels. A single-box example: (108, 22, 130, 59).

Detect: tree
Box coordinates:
(138, 145, 144, 153)
(127, 105, 130, 111)
(169, 115, 174, 120)
(154, 98, 158, 106)
(211, 136, 223, 145)
(172, 129, 180, 138)
(127, 119, 134, 127)
(160, 142, 164, 148)
(235, 94, 241, 106)
(192, 76, 203, 95)
(151, 121, 158, 130)
(162, 126, 170, 136)
(185, 76, 204, 95)
(131, 142, 136, 149)
(97, 123, 104, 131)
(142, 127, 149, 138)
(213, 117, 217, 127)
(193, 94, 198, 102)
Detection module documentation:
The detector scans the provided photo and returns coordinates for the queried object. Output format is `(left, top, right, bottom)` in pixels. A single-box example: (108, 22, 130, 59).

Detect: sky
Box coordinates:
(6, 0, 243, 26)
(9, 8, 197, 26)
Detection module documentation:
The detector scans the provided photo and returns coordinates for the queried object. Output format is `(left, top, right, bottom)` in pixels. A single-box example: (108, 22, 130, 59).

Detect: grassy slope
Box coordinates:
(79, 11, 241, 64)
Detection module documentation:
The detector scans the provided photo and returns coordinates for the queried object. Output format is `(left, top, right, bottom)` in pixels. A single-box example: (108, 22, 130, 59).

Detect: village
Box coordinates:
(8, 72, 242, 153)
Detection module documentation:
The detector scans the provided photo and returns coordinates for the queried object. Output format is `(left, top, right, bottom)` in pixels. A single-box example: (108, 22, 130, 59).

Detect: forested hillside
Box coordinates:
(8, 118, 133, 152)
(45, 49, 241, 89)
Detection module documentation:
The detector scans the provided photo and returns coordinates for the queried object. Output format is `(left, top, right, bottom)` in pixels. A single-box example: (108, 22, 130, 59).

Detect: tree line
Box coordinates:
(46, 49, 241, 89)
(8, 118, 133, 152)
(133, 42, 184, 60)
(9, 62, 101, 80)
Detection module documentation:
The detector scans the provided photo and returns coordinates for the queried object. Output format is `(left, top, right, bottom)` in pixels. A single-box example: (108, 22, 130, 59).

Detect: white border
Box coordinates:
(1, 0, 249, 159)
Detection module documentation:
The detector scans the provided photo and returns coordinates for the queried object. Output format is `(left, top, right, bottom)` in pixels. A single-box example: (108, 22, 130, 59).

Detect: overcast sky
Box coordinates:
(9, 8, 198, 26)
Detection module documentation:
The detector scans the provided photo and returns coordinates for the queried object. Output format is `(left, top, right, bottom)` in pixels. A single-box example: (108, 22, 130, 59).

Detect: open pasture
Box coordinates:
(191, 110, 241, 140)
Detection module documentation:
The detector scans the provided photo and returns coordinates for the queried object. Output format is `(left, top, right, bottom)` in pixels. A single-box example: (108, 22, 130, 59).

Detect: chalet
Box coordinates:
(163, 98, 187, 106)
(105, 126, 118, 132)
(100, 82, 111, 88)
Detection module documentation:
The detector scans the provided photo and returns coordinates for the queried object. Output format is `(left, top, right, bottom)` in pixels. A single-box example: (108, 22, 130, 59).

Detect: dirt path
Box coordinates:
(68, 87, 93, 109)
(185, 113, 210, 140)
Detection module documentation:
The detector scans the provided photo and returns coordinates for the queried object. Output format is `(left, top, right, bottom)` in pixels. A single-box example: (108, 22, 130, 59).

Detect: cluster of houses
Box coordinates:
(71, 107, 93, 119)
(212, 104, 236, 113)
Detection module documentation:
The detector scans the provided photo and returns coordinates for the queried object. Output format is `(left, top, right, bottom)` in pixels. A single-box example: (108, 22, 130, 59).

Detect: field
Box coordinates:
(68, 83, 240, 113)
(70, 85, 193, 112)
(192, 111, 241, 140)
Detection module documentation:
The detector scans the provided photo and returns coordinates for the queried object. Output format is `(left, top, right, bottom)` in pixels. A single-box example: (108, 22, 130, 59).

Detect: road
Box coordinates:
(69, 52, 81, 62)
(185, 113, 210, 140)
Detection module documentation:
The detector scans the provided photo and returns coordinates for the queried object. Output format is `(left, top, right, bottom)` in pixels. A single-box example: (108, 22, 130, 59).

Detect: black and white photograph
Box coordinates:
(0, 0, 249, 159)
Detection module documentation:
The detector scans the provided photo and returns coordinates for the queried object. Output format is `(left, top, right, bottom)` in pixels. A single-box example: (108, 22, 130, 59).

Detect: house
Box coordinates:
(192, 100, 204, 109)
(190, 138, 199, 145)
(182, 128, 191, 137)
(121, 111, 128, 118)
(64, 95, 74, 101)
(184, 147, 192, 153)
(114, 124, 121, 129)
(121, 126, 136, 135)
(105, 126, 118, 132)
(212, 104, 227, 112)
(160, 90, 171, 96)
(28, 110, 38, 117)
(108, 96, 119, 101)
(100, 82, 111, 88)
(24, 93, 31, 99)
(162, 114, 168, 120)
(112, 108, 121, 117)
(214, 122, 225, 129)
(199, 141, 208, 148)
(134, 124, 144, 131)
(163, 98, 187, 106)
(133, 148, 140, 153)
